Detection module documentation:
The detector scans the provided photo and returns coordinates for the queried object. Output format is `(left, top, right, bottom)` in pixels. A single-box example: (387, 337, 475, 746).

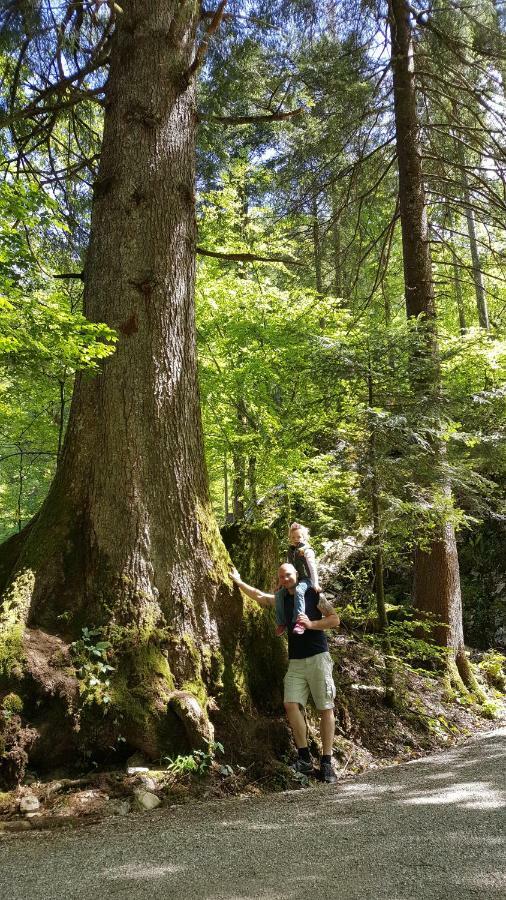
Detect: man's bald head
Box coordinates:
(278, 563, 297, 591)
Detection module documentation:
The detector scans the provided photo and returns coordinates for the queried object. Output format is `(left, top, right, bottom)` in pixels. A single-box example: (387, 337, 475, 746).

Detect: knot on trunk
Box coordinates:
(168, 690, 213, 749)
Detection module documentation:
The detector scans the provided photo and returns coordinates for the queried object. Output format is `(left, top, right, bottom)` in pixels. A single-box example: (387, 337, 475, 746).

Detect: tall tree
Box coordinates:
(0, 1, 269, 772)
(388, 0, 474, 687)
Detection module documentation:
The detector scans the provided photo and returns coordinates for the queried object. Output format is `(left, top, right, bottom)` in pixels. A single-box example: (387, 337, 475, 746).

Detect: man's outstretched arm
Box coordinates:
(230, 568, 275, 608)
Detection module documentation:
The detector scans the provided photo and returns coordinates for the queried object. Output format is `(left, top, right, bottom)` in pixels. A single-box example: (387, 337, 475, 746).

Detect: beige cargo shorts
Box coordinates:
(283, 651, 336, 710)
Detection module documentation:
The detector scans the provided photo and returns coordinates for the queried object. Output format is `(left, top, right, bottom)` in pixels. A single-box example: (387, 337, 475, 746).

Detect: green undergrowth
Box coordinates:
(323, 628, 503, 769)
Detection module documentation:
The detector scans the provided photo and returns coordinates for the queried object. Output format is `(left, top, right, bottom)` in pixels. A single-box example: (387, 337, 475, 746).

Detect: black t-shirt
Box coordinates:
(284, 587, 329, 660)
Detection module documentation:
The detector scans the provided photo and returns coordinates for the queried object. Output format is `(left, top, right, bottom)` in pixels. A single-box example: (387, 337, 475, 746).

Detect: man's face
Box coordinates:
(278, 564, 297, 590)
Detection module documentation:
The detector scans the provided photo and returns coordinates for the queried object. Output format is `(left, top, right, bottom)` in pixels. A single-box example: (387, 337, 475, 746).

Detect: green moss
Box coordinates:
(202, 644, 224, 694)
(0, 624, 24, 679)
(1, 693, 23, 715)
(108, 671, 151, 726)
(130, 644, 175, 690)
(107, 642, 175, 724)
(179, 635, 208, 707)
(181, 633, 201, 670)
(196, 499, 231, 583)
(221, 644, 251, 712)
(0, 569, 34, 677)
(181, 679, 207, 706)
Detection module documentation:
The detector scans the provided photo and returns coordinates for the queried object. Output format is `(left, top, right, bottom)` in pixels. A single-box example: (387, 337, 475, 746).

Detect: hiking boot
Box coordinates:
(292, 757, 314, 776)
(320, 761, 337, 784)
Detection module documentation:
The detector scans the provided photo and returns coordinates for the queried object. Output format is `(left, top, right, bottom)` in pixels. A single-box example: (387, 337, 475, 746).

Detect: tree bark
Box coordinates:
(0, 1, 250, 772)
(388, 0, 470, 686)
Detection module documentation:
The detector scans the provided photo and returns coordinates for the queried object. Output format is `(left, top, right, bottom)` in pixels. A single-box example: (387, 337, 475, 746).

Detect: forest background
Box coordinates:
(0, 0, 505, 781)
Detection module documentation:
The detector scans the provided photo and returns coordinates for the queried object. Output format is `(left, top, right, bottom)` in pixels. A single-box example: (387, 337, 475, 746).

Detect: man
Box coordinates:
(230, 563, 340, 783)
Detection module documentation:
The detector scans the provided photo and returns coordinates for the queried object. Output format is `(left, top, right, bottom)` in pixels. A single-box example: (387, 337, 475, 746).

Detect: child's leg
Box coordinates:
(274, 588, 287, 626)
(292, 579, 309, 624)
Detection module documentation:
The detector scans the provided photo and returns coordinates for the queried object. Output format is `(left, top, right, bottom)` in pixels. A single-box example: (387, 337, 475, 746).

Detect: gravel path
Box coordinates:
(1, 727, 505, 900)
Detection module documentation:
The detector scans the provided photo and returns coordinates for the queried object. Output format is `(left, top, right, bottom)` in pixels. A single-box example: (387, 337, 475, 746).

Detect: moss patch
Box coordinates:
(0, 569, 34, 677)
(196, 499, 231, 583)
(1, 693, 23, 716)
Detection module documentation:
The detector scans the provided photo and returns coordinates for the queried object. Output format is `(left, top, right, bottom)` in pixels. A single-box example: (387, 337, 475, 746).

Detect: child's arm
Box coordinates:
(303, 547, 321, 592)
(230, 568, 275, 608)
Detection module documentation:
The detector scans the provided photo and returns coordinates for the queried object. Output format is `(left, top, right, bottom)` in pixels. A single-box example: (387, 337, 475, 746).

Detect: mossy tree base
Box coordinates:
(0, 520, 292, 783)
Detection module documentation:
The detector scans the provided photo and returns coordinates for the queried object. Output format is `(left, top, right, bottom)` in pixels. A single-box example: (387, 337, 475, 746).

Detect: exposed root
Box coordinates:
(455, 649, 488, 705)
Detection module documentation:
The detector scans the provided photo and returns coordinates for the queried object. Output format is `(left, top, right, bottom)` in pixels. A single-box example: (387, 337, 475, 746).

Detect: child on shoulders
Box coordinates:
(275, 522, 321, 636)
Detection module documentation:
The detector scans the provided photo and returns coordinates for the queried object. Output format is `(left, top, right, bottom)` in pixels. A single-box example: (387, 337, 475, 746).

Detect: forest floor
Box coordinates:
(0, 727, 505, 899)
(0, 632, 504, 833)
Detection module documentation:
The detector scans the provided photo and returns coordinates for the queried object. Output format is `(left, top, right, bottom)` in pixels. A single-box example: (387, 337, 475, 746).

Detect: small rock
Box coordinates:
(133, 789, 161, 811)
(19, 795, 40, 815)
(106, 799, 131, 817)
(126, 752, 149, 774)
(137, 775, 157, 792)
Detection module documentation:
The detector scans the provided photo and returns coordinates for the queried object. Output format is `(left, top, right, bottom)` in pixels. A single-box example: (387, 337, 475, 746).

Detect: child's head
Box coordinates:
(289, 522, 309, 545)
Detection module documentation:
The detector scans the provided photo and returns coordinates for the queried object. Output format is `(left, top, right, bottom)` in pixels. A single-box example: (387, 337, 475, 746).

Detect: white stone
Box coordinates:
(19, 795, 40, 814)
(133, 789, 161, 811)
(127, 766, 150, 775)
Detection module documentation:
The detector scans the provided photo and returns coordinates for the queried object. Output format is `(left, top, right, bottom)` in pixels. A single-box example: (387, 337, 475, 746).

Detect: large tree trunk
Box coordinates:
(388, 0, 471, 686)
(0, 1, 250, 778)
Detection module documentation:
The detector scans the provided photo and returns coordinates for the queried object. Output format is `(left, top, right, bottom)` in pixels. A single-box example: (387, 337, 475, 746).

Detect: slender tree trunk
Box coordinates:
(224, 454, 230, 521)
(464, 200, 489, 331)
(312, 196, 323, 294)
(451, 246, 467, 335)
(454, 139, 489, 330)
(331, 191, 342, 298)
(0, 1, 250, 773)
(233, 400, 248, 520)
(491, 0, 506, 95)
(248, 455, 257, 521)
(17, 448, 23, 533)
(388, 0, 471, 687)
(447, 206, 467, 334)
(367, 356, 395, 706)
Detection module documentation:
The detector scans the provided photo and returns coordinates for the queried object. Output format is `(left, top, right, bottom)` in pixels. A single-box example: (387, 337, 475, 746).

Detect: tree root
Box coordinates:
(455, 649, 488, 704)
(443, 651, 488, 705)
